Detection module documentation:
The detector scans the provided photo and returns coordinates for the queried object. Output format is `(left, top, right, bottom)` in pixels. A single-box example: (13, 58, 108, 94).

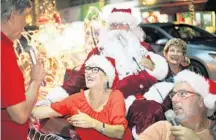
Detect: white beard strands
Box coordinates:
(99, 30, 149, 80)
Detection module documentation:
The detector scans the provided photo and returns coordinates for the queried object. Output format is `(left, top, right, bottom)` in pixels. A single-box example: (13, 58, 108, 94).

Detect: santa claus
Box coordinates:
(38, 8, 171, 137)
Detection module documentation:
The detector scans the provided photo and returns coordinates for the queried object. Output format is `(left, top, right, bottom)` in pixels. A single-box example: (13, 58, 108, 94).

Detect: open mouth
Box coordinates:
(86, 76, 93, 81)
(170, 56, 179, 61)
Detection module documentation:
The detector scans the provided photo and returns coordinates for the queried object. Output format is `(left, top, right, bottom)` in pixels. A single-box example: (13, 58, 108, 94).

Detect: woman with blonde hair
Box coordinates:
(163, 38, 190, 82)
(32, 55, 131, 140)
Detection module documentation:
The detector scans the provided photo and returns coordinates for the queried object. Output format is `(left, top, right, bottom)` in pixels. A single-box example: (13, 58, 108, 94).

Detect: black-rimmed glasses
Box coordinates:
(85, 66, 105, 74)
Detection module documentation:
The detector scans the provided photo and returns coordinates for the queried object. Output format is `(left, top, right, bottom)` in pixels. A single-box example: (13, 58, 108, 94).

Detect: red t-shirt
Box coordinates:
(1, 32, 29, 140)
(51, 89, 128, 140)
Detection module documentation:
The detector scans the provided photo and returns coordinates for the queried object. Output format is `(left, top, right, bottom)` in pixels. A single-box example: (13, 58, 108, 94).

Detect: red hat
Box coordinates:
(107, 8, 137, 26)
(85, 55, 119, 88)
(204, 79, 216, 116)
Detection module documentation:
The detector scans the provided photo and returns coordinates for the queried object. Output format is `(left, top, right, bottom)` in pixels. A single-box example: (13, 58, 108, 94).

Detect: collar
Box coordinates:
(1, 32, 13, 46)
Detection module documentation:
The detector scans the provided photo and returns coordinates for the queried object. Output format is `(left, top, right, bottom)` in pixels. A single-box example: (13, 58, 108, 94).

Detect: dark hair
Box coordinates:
(1, 0, 32, 21)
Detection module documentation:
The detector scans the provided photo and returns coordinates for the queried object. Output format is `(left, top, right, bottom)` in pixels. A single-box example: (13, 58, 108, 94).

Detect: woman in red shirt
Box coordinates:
(32, 55, 129, 140)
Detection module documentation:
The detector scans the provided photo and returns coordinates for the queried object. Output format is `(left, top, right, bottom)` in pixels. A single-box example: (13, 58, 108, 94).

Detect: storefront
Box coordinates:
(176, 11, 215, 33)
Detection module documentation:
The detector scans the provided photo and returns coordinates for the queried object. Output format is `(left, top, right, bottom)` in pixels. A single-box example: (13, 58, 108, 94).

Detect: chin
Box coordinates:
(175, 114, 187, 123)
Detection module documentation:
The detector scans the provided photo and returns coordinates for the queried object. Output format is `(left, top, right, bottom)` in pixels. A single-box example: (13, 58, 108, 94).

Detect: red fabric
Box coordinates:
(140, 41, 155, 53)
(76, 127, 132, 140)
(116, 71, 157, 98)
(51, 89, 128, 140)
(1, 32, 28, 140)
(127, 100, 165, 134)
(208, 79, 216, 95)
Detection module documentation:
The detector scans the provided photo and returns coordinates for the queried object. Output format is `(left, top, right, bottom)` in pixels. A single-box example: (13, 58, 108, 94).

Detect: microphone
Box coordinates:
(26, 47, 46, 86)
(165, 109, 178, 126)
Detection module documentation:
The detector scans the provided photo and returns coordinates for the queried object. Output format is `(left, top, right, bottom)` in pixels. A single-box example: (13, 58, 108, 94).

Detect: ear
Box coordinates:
(198, 97, 205, 108)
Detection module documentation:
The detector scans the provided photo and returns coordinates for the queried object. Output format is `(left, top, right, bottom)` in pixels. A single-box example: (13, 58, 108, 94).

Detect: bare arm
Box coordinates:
(93, 119, 125, 139)
(68, 111, 125, 139)
(32, 106, 62, 119)
(6, 60, 45, 124)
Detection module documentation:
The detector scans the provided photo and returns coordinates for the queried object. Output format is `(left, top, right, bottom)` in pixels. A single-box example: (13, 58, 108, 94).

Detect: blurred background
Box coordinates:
(26, 0, 216, 33)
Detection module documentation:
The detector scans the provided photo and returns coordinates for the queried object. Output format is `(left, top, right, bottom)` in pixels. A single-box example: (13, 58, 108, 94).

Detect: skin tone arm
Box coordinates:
(6, 60, 45, 124)
(32, 106, 62, 119)
(67, 110, 125, 139)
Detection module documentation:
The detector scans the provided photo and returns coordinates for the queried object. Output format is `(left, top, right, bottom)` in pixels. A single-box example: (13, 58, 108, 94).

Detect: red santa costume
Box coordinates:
(39, 8, 170, 137)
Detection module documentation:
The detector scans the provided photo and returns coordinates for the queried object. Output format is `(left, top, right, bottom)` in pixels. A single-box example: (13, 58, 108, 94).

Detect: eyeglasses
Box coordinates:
(85, 66, 105, 74)
(169, 90, 196, 99)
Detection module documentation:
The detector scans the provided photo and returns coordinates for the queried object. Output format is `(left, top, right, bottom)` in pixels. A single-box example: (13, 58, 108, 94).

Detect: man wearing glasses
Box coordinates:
(139, 70, 216, 140)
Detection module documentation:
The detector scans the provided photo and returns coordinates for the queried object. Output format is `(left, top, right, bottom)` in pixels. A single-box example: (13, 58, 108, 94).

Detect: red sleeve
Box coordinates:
(51, 93, 79, 116)
(1, 40, 26, 108)
(109, 90, 128, 129)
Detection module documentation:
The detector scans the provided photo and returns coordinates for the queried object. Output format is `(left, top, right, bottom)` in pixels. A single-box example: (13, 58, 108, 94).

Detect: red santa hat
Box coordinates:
(85, 55, 119, 88)
(174, 70, 216, 116)
(107, 8, 137, 27)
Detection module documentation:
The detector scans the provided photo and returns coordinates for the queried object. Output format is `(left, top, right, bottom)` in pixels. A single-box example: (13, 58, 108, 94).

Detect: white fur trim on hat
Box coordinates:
(125, 95, 136, 115)
(145, 52, 169, 80)
(144, 82, 174, 104)
(85, 55, 115, 88)
(107, 12, 137, 27)
(174, 70, 216, 115)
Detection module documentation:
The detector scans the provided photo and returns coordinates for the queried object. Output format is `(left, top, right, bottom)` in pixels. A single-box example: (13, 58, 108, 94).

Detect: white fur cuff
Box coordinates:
(144, 82, 174, 104)
(146, 52, 168, 81)
(45, 86, 69, 103)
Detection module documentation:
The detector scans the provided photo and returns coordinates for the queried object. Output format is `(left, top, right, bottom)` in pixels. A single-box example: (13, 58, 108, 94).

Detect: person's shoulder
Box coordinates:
(68, 90, 85, 100)
(111, 90, 124, 98)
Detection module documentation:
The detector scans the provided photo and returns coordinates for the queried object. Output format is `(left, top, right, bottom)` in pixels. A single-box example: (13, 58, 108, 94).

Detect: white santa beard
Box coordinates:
(99, 30, 148, 80)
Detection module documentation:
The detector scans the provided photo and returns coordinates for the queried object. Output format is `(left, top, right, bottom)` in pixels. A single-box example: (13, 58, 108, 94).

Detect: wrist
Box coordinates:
(30, 80, 42, 87)
(91, 118, 97, 129)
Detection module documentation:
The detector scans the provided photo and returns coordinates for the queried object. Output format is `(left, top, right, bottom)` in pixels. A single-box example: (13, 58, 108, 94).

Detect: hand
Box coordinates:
(67, 110, 95, 128)
(171, 126, 201, 140)
(181, 56, 190, 67)
(30, 59, 45, 85)
(140, 57, 155, 71)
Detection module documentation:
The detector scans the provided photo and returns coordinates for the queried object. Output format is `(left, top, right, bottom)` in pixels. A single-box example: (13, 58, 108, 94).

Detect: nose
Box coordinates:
(171, 93, 181, 103)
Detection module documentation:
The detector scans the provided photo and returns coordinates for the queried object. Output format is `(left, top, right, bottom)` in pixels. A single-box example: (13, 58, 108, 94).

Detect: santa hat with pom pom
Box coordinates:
(174, 70, 216, 117)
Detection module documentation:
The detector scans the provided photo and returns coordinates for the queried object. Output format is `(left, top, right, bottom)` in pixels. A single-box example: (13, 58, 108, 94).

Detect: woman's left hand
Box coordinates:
(67, 110, 95, 128)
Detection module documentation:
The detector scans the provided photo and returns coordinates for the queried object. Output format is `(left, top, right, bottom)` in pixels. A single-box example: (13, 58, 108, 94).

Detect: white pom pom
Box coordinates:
(144, 82, 174, 104)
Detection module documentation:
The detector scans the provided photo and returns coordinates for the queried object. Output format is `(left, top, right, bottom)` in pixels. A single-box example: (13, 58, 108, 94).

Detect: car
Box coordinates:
(139, 23, 216, 81)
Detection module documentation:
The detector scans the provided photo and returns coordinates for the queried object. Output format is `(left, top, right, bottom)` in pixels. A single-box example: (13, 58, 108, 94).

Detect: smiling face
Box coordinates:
(165, 45, 185, 65)
(171, 82, 203, 123)
(84, 64, 107, 89)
